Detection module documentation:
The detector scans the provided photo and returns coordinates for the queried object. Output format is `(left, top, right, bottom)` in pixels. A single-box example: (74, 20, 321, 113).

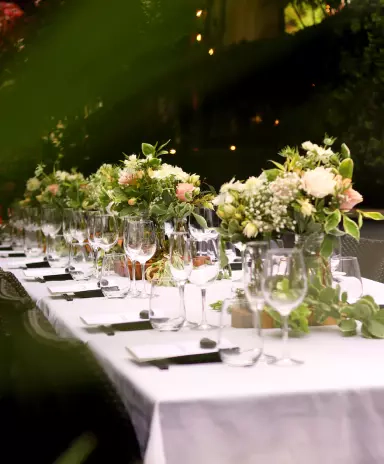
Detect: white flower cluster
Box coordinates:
(26, 177, 41, 192)
(302, 141, 334, 163)
(244, 173, 300, 236)
(151, 163, 189, 181)
(55, 170, 84, 182)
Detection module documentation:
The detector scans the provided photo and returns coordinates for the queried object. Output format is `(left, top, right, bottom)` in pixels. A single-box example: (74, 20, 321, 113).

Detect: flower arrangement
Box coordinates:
(215, 136, 383, 256)
(88, 141, 214, 225)
(20, 163, 88, 210)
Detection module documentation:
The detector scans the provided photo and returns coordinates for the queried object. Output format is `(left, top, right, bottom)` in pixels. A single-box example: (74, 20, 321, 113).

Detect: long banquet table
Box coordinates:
(5, 259, 384, 464)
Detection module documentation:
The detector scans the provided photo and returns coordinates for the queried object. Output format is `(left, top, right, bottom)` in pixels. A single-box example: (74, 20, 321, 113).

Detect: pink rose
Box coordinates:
(340, 188, 363, 212)
(118, 172, 136, 186)
(48, 184, 59, 196)
(176, 183, 195, 202)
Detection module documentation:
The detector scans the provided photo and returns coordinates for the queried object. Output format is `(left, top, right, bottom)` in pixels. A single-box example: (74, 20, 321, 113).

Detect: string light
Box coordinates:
(196, 34, 202, 42)
(196, 9, 203, 17)
(274, 119, 280, 126)
(251, 115, 262, 124)
(208, 48, 214, 56)
(169, 149, 176, 154)
(230, 145, 236, 151)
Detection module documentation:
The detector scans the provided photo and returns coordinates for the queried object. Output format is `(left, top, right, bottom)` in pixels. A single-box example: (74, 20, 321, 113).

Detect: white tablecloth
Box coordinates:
(5, 260, 384, 464)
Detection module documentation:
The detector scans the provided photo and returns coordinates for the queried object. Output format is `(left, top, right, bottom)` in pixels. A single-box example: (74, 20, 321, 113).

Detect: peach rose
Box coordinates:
(48, 184, 59, 196)
(118, 172, 136, 186)
(176, 183, 195, 202)
(340, 188, 363, 211)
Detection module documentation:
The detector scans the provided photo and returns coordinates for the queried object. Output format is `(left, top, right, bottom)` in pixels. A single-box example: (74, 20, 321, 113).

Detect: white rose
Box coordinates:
(243, 222, 258, 238)
(302, 167, 336, 198)
(212, 192, 234, 206)
(26, 177, 41, 191)
(302, 141, 315, 151)
(244, 175, 265, 195)
(298, 199, 315, 217)
(220, 178, 245, 194)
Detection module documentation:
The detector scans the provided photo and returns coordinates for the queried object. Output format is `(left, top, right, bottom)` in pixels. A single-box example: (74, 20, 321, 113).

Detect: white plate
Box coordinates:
(126, 339, 234, 362)
(80, 312, 146, 326)
(48, 282, 99, 295)
(23, 268, 67, 278)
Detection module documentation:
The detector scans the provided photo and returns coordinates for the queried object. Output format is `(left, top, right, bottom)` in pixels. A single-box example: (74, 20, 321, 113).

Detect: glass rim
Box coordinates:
(266, 248, 302, 255)
(335, 256, 358, 261)
(245, 240, 269, 247)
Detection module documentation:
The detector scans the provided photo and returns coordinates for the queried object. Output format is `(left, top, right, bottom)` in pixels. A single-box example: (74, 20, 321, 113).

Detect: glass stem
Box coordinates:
(141, 262, 146, 294)
(256, 303, 265, 351)
(201, 287, 207, 325)
(131, 260, 137, 292)
(93, 247, 99, 278)
(178, 283, 186, 319)
(282, 315, 290, 360)
(67, 242, 73, 267)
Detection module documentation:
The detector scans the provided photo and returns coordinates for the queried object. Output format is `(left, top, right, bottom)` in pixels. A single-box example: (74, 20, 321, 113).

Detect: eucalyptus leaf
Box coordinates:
(142, 143, 155, 156)
(320, 235, 334, 258)
(361, 211, 384, 221)
(192, 212, 208, 229)
(325, 210, 341, 234)
(343, 215, 360, 240)
(339, 158, 354, 179)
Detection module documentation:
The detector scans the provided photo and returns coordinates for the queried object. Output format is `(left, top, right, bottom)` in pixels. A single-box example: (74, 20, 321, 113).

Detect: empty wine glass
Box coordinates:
(135, 220, 157, 298)
(23, 207, 44, 257)
(41, 207, 62, 259)
(243, 241, 276, 363)
(169, 232, 196, 329)
(62, 208, 74, 271)
(93, 214, 119, 253)
(333, 256, 363, 303)
(87, 211, 102, 277)
(100, 253, 131, 298)
(262, 248, 307, 366)
(70, 210, 88, 246)
(149, 277, 185, 331)
(331, 236, 342, 274)
(47, 234, 69, 268)
(123, 218, 142, 297)
(189, 237, 220, 330)
(189, 207, 220, 241)
(69, 245, 94, 281)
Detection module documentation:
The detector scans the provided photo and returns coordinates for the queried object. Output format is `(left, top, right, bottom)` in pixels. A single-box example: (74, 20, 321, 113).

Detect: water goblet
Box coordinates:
(332, 256, 363, 303)
(100, 253, 131, 298)
(189, 237, 220, 330)
(169, 232, 197, 329)
(262, 248, 307, 366)
(135, 220, 157, 298)
(123, 218, 142, 297)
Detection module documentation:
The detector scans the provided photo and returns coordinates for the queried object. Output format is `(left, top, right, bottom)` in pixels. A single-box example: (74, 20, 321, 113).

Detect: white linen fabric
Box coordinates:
(5, 258, 384, 464)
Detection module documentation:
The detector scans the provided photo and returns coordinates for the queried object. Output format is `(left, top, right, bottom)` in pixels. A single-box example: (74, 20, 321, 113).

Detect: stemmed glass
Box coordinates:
(41, 207, 62, 259)
(123, 218, 142, 297)
(243, 241, 276, 363)
(262, 248, 307, 367)
(135, 220, 157, 298)
(332, 256, 363, 303)
(62, 208, 74, 271)
(189, 237, 220, 330)
(169, 232, 196, 329)
(189, 207, 220, 241)
(23, 207, 43, 257)
(93, 214, 119, 256)
(87, 211, 102, 277)
(70, 210, 88, 245)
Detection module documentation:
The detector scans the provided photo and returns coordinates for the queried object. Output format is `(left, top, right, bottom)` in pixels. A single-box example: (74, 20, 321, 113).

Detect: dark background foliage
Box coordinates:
(0, 0, 383, 209)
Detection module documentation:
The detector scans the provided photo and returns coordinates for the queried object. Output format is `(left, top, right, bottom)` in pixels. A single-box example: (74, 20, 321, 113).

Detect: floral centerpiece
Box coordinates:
(88, 141, 214, 227)
(214, 136, 384, 338)
(215, 136, 382, 254)
(20, 163, 88, 210)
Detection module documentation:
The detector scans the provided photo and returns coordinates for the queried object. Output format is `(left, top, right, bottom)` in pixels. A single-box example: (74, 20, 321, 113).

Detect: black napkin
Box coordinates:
(75, 289, 104, 299)
(7, 253, 26, 258)
(43, 274, 73, 282)
(230, 262, 242, 271)
(26, 261, 50, 269)
(147, 352, 222, 369)
(0, 246, 13, 251)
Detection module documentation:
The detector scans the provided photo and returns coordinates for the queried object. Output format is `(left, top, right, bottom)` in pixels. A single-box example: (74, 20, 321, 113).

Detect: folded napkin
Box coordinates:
(0, 246, 13, 251)
(26, 261, 50, 269)
(43, 274, 73, 282)
(230, 262, 242, 271)
(0, 252, 26, 258)
(148, 352, 222, 369)
(48, 282, 99, 295)
(75, 289, 104, 299)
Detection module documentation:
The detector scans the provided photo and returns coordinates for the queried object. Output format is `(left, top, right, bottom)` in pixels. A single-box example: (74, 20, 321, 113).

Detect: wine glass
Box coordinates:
(243, 241, 276, 364)
(149, 277, 185, 331)
(23, 207, 44, 257)
(331, 236, 342, 275)
(135, 220, 157, 298)
(123, 218, 142, 297)
(41, 207, 62, 259)
(69, 245, 94, 281)
(169, 232, 196, 329)
(332, 256, 363, 303)
(47, 234, 69, 268)
(87, 211, 102, 277)
(189, 207, 220, 241)
(100, 253, 131, 298)
(93, 214, 119, 254)
(189, 237, 220, 330)
(70, 210, 88, 246)
(262, 248, 307, 366)
(62, 208, 74, 271)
